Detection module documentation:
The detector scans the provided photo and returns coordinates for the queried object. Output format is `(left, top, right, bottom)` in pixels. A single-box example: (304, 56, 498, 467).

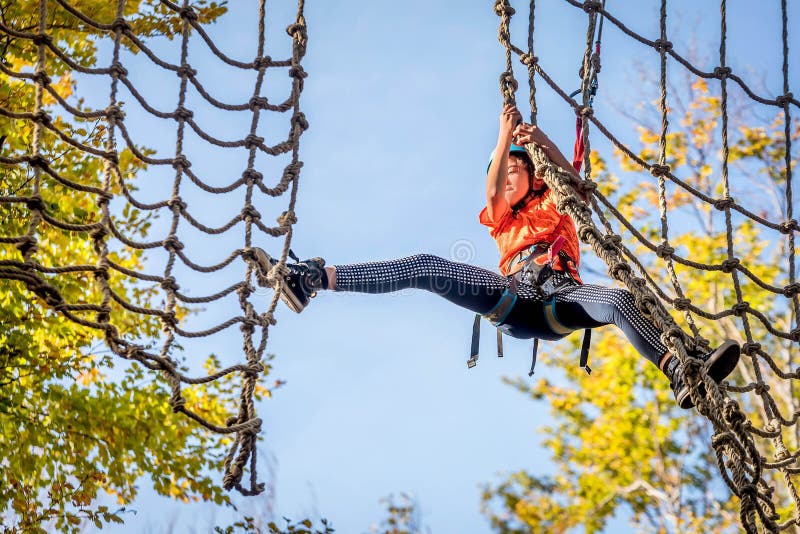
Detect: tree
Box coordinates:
(480, 77, 799, 532)
(0, 2, 283, 532)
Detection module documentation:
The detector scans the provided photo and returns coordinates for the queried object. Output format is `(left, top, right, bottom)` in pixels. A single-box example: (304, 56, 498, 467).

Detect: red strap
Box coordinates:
(572, 116, 585, 172)
(548, 235, 566, 263)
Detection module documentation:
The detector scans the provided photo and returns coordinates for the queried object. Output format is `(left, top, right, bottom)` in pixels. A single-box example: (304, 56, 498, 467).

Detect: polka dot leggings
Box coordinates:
(333, 253, 668, 367)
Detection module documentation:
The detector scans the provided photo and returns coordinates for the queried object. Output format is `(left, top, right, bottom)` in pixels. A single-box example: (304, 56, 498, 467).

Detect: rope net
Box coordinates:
(495, 0, 798, 531)
(0, 0, 307, 495)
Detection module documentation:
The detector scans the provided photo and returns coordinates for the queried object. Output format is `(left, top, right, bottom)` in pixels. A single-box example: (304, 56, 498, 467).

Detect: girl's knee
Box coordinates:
(406, 253, 446, 273)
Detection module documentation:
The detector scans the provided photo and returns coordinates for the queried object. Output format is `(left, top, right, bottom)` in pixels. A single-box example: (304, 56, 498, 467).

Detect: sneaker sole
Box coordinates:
(252, 249, 307, 313)
(676, 340, 741, 409)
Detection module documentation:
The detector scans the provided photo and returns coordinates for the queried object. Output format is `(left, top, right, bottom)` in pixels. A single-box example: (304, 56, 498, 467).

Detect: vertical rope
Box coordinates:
(527, 0, 537, 124)
(495, 0, 518, 106)
(653, 0, 703, 343)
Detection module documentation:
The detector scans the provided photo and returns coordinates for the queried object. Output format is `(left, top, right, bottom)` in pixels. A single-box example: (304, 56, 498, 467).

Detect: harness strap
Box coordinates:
(580, 329, 592, 375)
(528, 338, 539, 377)
(468, 314, 480, 368)
(497, 329, 504, 358)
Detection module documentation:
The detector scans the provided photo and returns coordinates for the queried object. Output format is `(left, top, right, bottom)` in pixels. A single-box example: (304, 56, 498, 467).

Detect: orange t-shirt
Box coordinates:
(478, 189, 582, 282)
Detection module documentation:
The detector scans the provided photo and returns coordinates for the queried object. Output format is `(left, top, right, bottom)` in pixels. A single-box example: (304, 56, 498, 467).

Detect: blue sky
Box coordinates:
(64, 1, 800, 532)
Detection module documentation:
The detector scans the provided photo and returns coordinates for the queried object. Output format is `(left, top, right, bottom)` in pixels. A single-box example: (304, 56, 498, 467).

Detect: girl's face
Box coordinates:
(505, 154, 544, 205)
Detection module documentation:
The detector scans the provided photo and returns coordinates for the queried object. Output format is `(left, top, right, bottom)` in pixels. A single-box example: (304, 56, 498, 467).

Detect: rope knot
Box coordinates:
(163, 235, 184, 253)
(169, 394, 187, 412)
(240, 318, 257, 334)
(655, 243, 675, 258)
(720, 258, 740, 273)
(288, 65, 307, 79)
(253, 56, 272, 70)
(650, 164, 671, 177)
(244, 134, 264, 150)
(111, 17, 130, 33)
(578, 106, 594, 117)
(286, 22, 307, 41)
(25, 195, 46, 212)
(33, 110, 51, 126)
(579, 179, 597, 192)
(242, 168, 263, 184)
(713, 66, 732, 79)
(32, 33, 53, 46)
(713, 197, 734, 210)
(245, 361, 264, 378)
(499, 71, 519, 93)
(109, 61, 128, 78)
(262, 311, 277, 326)
(731, 301, 750, 316)
(609, 262, 632, 279)
(741, 342, 760, 355)
(105, 104, 125, 122)
(783, 283, 800, 297)
(89, 226, 108, 242)
(775, 92, 794, 107)
(178, 6, 198, 21)
(653, 39, 673, 53)
(171, 155, 191, 170)
(167, 196, 186, 212)
(248, 96, 269, 111)
(15, 235, 37, 257)
(291, 111, 309, 131)
(241, 205, 261, 222)
(520, 53, 538, 66)
(160, 276, 179, 292)
(779, 219, 798, 234)
(791, 328, 800, 342)
(754, 382, 770, 395)
(176, 64, 197, 78)
(27, 154, 48, 169)
(582, 0, 602, 12)
(277, 210, 297, 227)
(174, 106, 193, 121)
(32, 70, 51, 86)
(600, 234, 621, 250)
(672, 298, 691, 311)
(493, 0, 516, 16)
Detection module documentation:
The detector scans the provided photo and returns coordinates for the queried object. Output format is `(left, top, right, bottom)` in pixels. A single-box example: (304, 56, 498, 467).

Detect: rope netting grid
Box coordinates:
(495, 0, 799, 531)
(0, 0, 309, 495)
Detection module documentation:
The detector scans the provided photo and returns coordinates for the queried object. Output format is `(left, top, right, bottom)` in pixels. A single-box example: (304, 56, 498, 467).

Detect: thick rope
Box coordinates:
(496, 1, 800, 531)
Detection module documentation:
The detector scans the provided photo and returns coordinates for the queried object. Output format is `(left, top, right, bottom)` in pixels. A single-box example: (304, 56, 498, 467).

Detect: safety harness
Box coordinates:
(467, 236, 592, 377)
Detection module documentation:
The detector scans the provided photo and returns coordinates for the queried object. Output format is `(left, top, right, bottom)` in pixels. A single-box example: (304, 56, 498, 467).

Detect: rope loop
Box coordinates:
(176, 64, 198, 78)
(244, 134, 265, 150)
(286, 22, 307, 41)
(650, 164, 671, 177)
(160, 276, 180, 292)
(111, 17, 131, 33)
(25, 195, 45, 212)
(713, 66, 732, 79)
(174, 106, 194, 121)
(655, 243, 675, 258)
(499, 71, 519, 94)
(731, 301, 750, 316)
(248, 96, 269, 111)
(721, 258, 740, 273)
(779, 219, 799, 234)
(776, 92, 794, 107)
(783, 283, 800, 298)
(262, 312, 277, 326)
(653, 39, 673, 53)
(582, 0, 602, 13)
(277, 210, 297, 227)
(31, 33, 53, 46)
(672, 298, 691, 311)
(242, 168, 263, 184)
(291, 111, 309, 131)
(713, 197, 734, 210)
(32, 70, 51, 86)
(163, 235, 184, 253)
(171, 154, 191, 170)
(741, 342, 761, 355)
(109, 61, 128, 78)
(493, 0, 516, 17)
(178, 6, 199, 22)
(520, 53, 539, 66)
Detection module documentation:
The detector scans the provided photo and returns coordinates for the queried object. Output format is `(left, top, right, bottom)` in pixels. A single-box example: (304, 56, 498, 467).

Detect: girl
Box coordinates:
(253, 104, 740, 409)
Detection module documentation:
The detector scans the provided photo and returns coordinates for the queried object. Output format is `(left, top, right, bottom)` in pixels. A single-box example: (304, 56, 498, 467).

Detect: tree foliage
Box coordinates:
(0, 1, 286, 532)
(481, 78, 799, 533)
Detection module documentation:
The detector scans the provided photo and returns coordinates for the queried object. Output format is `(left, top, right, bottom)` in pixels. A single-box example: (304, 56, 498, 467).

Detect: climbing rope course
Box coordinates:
(495, 0, 798, 531)
(0, 0, 307, 495)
